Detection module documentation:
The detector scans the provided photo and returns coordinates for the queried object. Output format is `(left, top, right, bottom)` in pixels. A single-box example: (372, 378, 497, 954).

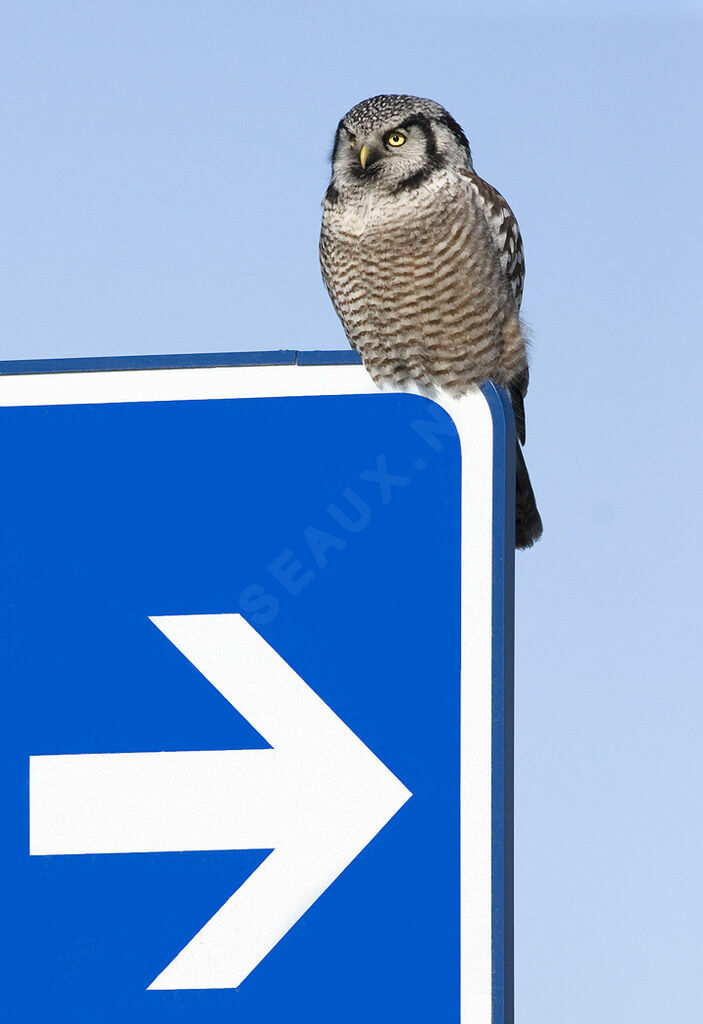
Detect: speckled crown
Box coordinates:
(342, 94, 449, 132)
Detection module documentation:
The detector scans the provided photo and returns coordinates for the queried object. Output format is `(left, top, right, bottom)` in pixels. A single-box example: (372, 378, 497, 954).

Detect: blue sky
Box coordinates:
(2, 2, 702, 1020)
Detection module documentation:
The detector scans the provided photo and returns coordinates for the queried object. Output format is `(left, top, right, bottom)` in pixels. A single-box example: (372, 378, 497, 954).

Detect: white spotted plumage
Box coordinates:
(319, 94, 542, 547)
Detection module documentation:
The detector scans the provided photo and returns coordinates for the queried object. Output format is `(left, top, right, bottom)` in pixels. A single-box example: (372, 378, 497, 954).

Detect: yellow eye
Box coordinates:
(387, 132, 405, 147)
(349, 139, 356, 148)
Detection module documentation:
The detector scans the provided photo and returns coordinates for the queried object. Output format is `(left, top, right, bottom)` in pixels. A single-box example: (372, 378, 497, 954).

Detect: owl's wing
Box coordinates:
(462, 171, 525, 310)
(509, 372, 528, 445)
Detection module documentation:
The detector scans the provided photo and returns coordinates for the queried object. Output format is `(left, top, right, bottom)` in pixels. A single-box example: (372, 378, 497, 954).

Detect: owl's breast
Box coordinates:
(320, 175, 521, 392)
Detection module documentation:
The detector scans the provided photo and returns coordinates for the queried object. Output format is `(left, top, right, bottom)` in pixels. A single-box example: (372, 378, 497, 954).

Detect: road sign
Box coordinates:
(0, 351, 514, 1023)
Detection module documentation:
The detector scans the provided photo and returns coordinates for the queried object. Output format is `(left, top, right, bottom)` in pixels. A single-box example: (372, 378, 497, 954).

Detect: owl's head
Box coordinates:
(327, 94, 473, 197)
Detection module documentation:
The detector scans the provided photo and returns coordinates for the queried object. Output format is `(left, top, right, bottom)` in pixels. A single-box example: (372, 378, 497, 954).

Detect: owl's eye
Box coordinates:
(387, 133, 406, 147)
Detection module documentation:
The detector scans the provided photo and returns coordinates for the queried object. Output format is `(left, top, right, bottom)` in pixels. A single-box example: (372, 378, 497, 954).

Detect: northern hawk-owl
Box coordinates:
(320, 94, 542, 549)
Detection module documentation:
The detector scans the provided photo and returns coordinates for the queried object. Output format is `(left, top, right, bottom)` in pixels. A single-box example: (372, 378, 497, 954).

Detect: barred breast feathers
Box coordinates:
(321, 169, 526, 394)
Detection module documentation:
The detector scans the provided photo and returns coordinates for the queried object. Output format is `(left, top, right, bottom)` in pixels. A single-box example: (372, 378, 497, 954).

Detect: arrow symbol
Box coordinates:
(29, 613, 412, 990)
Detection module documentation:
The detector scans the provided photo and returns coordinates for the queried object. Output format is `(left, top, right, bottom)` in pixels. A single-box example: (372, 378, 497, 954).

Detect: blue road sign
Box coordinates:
(0, 353, 513, 1023)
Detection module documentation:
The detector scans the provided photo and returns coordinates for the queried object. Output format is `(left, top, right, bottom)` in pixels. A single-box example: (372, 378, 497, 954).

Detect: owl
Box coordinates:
(319, 94, 542, 549)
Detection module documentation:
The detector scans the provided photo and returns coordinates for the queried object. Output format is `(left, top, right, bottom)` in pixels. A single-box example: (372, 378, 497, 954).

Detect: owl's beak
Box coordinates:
(359, 143, 382, 170)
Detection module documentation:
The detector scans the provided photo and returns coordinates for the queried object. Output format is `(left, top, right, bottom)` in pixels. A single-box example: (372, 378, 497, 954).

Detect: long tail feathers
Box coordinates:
(515, 442, 543, 550)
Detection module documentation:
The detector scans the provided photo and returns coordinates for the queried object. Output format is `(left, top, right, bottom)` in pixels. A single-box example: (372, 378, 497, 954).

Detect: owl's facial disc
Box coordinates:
(327, 97, 473, 198)
(332, 118, 437, 191)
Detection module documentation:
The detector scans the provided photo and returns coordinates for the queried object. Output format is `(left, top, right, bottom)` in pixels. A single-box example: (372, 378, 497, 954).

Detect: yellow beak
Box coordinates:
(359, 144, 369, 170)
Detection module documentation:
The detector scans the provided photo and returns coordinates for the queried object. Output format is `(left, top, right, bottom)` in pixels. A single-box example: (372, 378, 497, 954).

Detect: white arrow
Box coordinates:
(29, 613, 411, 990)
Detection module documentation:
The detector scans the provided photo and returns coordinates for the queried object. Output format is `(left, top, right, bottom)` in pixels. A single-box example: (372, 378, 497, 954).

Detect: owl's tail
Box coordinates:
(515, 443, 543, 549)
